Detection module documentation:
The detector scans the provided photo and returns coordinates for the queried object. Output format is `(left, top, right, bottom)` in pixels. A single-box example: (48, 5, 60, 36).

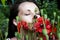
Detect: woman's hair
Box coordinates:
(7, 0, 38, 38)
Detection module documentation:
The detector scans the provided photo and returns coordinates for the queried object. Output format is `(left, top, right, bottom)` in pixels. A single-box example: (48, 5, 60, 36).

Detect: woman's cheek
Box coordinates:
(21, 16, 33, 23)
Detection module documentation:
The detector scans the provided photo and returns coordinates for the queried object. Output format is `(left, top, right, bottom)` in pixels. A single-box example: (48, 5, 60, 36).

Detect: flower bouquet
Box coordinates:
(15, 10, 59, 40)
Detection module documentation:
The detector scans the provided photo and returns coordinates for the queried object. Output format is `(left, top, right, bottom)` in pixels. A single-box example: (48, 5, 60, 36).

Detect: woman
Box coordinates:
(7, 1, 40, 40)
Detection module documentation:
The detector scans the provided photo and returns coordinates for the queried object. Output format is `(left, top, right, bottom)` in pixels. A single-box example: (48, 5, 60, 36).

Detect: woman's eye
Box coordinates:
(24, 14, 30, 16)
(36, 13, 40, 15)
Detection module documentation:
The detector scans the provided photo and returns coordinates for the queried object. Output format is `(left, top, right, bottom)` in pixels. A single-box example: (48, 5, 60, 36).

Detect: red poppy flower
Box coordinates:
(34, 17, 52, 35)
(45, 19, 50, 25)
(47, 28, 52, 35)
(17, 21, 28, 33)
(37, 17, 43, 24)
(43, 36, 46, 40)
(17, 22, 21, 33)
(52, 27, 57, 33)
(34, 23, 43, 33)
(21, 21, 28, 30)
(46, 25, 51, 29)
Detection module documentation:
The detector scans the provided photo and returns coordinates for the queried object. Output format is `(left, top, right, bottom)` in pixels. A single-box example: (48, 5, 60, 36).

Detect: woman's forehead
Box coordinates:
(18, 2, 37, 8)
(18, 2, 39, 13)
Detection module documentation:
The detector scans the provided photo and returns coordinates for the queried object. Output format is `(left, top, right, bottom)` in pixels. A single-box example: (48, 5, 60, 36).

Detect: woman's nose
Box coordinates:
(33, 15, 37, 19)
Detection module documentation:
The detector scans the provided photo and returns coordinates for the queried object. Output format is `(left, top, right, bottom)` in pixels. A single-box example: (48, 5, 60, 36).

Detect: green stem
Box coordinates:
(0, 30, 3, 40)
(26, 34, 28, 40)
(1, 33, 3, 40)
(41, 9, 44, 16)
(28, 30, 32, 40)
(58, 16, 59, 31)
(20, 26, 24, 40)
(46, 35, 49, 40)
(57, 16, 60, 40)
(53, 12, 56, 27)
(39, 37, 43, 40)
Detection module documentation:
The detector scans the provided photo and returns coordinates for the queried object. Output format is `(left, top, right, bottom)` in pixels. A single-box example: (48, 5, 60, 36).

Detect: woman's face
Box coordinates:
(18, 2, 40, 23)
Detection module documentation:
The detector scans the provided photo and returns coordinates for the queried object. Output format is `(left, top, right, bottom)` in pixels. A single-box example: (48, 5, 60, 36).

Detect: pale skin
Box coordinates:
(11, 2, 40, 40)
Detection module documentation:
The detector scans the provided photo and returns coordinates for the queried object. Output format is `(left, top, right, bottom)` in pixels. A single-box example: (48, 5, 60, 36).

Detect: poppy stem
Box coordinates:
(46, 35, 49, 40)
(58, 16, 59, 31)
(57, 16, 60, 40)
(39, 37, 43, 40)
(26, 34, 28, 40)
(20, 26, 24, 40)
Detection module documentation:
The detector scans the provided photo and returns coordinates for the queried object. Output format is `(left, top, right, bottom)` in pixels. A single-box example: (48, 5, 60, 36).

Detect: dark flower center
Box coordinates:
(40, 24, 44, 28)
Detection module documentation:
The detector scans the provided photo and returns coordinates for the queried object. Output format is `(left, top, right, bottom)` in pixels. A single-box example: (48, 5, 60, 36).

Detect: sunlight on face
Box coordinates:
(18, 2, 40, 23)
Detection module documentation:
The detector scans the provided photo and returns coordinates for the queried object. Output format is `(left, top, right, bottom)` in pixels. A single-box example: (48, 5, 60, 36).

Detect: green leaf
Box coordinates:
(5, 32, 8, 37)
(15, 32, 21, 39)
(16, 16, 20, 22)
(58, 16, 60, 20)
(57, 33, 60, 40)
(6, 18, 9, 22)
(1, 0, 6, 7)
